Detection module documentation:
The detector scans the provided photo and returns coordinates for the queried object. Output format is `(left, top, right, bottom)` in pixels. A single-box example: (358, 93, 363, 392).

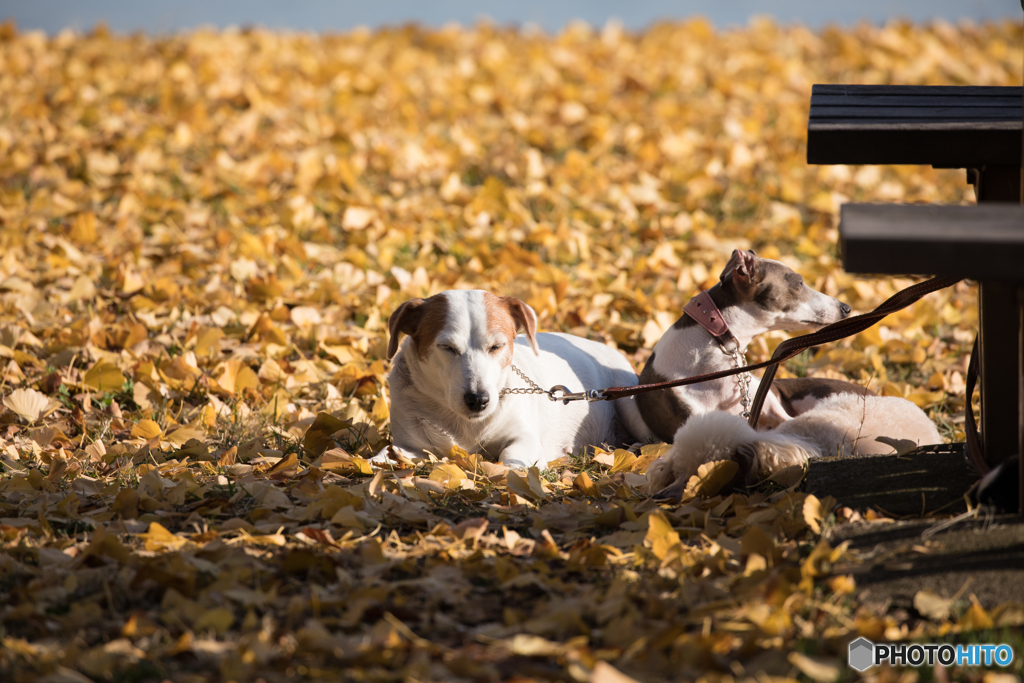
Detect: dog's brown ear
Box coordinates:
(503, 297, 539, 355)
(720, 248, 757, 281)
(387, 298, 426, 360)
(728, 249, 760, 288)
(719, 250, 742, 281)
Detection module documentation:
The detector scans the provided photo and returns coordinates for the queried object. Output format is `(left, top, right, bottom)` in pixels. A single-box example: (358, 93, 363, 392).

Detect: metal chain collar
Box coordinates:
(726, 346, 752, 419)
(500, 364, 549, 396)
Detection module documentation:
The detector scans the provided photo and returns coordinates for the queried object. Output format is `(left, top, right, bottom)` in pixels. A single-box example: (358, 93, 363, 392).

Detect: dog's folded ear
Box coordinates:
(387, 298, 426, 360)
(503, 297, 539, 355)
(721, 249, 759, 288)
(720, 248, 758, 282)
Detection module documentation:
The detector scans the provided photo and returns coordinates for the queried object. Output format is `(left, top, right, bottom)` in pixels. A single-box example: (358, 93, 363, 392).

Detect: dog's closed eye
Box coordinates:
(488, 342, 505, 353)
(438, 343, 460, 355)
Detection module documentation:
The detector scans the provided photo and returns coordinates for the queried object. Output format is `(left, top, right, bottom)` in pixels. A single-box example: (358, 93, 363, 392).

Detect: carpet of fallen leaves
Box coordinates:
(0, 16, 1023, 683)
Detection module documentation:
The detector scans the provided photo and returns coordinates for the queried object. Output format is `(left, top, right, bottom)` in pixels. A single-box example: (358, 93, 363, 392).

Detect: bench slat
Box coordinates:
(839, 203, 1024, 280)
(813, 84, 1017, 96)
(814, 94, 1023, 107)
(812, 105, 1020, 120)
(808, 85, 1023, 166)
(812, 121, 1020, 129)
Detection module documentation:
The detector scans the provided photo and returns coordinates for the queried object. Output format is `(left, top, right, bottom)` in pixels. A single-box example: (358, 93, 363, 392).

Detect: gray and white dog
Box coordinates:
(637, 249, 873, 442)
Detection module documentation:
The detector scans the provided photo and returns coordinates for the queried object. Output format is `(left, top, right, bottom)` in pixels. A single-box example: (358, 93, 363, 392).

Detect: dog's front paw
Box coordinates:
(499, 457, 531, 471)
(498, 442, 548, 471)
(500, 455, 549, 471)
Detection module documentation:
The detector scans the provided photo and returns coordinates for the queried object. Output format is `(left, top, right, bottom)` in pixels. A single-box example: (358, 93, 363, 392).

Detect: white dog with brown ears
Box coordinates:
(382, 289, 654, 469)
(646, 393, 942, 499)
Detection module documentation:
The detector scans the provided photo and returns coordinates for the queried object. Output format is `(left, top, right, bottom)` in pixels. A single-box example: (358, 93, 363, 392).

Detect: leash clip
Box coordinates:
(548, 385, 607, 404)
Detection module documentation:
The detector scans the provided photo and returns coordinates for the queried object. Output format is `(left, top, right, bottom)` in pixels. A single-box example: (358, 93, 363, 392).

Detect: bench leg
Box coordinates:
(973, 166, 1022, 473)
(1019, 287, 1023, 516)
(979, 283, 1021, 469)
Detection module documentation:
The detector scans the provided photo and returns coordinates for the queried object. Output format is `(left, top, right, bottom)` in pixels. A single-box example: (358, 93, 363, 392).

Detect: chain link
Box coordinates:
(728, 348, 752, 419)
(500, 364, 550, 397)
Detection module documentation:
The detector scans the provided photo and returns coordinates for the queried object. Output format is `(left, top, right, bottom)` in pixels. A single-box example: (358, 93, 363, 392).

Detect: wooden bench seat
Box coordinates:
(840, 203, 1024, 280)
(808, 84, 1023, 167)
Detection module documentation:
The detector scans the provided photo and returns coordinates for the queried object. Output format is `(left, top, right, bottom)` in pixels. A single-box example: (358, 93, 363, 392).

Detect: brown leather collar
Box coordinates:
(683, 290, 739, 352)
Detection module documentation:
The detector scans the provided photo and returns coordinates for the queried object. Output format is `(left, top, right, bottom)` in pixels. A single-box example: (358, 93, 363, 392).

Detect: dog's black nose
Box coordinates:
(840, 302, 851, 317)
(463, 391, 490, 412)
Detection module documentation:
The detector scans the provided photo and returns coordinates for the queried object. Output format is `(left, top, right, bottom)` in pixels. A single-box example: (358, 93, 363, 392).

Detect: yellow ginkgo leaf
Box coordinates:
(192, 326, 223, 358)
(130, 419, 163, 440)
(683, 459, 740, 499)
(193, 607, 235, 635)
(139, 522, 190, 552)
(609, 449, 637, 474)
(645, 510, 682, 561)
(3, 388, 54, 423)
(83, 361, 126, 393)
(429, 462, 468, 491)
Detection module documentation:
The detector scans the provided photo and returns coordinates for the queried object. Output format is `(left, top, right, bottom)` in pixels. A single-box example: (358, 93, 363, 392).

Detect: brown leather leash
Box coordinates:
(583, 276, 963, 427)
(741, 275, 962, 427)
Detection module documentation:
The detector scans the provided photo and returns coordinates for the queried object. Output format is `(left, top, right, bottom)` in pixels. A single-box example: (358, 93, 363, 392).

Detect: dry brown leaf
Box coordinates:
(645, 510, 682, 561)
(429, 462, 468, 491)
(506, 468, 549, 501)
(913, 589, 953, 622)
(303, 412, 352, 457)
(788, 653, 840, 683)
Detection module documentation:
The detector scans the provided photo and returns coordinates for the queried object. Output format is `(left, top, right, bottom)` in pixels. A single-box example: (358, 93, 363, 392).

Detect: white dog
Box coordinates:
(382, 289, 654, 469)
(637, 249, 873, 441)
(646, 393, 942, 499)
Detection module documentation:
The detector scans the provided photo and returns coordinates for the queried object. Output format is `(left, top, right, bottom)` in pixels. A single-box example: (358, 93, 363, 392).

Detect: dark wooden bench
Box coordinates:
(807, 84, 1023, 479)
(838, 203, 1024, 512)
